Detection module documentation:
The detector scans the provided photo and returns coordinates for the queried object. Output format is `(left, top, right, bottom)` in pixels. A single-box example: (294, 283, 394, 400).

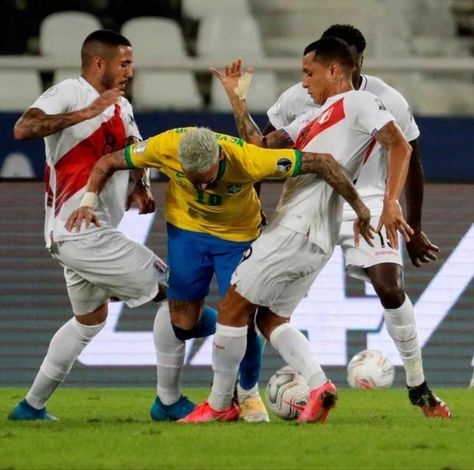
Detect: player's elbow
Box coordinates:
(400, 138, 412, 161)
(13, 124, 28, 140)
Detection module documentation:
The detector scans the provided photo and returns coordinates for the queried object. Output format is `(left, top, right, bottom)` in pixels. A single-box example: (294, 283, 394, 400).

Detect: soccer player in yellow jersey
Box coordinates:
(66, 127, 374, 422)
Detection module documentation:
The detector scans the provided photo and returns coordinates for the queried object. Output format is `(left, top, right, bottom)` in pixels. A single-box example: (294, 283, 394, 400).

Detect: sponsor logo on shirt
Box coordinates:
(276, 157, 292, 173)
(375, 97, 387, 111)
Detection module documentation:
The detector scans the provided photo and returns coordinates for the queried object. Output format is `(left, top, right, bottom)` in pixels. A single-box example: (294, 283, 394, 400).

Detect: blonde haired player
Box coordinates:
(181, 37, 414, 423)
(67, 124, 376, 423)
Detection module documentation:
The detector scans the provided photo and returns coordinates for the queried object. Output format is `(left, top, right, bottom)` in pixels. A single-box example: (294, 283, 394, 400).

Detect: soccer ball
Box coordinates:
(347, 349, 395, 389)
(265, 366, 309, 420)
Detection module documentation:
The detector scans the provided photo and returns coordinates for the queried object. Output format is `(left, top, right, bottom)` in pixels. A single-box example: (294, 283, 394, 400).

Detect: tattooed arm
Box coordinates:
(126, 136, 155, 214)
(13, 89, 122, 140)
(210, 59, 291, 149)
(300, 152, 369, 219)
(64, 148, 130, 231)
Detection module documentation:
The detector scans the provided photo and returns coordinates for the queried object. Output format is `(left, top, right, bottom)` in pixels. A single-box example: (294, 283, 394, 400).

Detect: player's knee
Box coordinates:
(169, 300, 202, 330)
(373, 282, 405, 309)
(217, 286, 255, 327)
(256, 307, 287, 340)
(75, 304, 108, 325)
(153, 283, 167, 302)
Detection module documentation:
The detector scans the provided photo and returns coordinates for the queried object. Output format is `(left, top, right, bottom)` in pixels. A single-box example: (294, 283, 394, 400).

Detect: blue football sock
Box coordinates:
(172, 305, 217, 340)
(238, 324, 263, 390)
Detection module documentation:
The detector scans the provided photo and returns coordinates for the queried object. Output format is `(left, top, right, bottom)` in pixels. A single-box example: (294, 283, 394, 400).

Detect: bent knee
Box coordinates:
(169, 299, 202, 330)
(75, 304, 108, 325)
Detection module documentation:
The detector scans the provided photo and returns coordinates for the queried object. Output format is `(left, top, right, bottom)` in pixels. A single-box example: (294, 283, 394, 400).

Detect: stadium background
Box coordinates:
(0, 0, 473, 389)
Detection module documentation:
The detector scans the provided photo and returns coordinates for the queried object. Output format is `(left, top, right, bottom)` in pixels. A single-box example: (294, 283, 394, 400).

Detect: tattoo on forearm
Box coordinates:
(301, 153, 358, 203)
(92, 167, 108, 177)
(233, 106, 264, 145)
(17, 109, 80, 139)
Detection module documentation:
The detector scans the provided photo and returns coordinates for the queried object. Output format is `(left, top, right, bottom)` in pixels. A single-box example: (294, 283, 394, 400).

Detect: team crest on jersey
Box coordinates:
(227, 183, 241, 194)
(276, 157, 292, 173)
(134, 140, 148, 154)
(317, 107, 334, 124)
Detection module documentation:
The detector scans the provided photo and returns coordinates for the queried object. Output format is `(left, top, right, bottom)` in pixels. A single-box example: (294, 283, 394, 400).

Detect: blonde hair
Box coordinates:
(178, 128, 219, 173)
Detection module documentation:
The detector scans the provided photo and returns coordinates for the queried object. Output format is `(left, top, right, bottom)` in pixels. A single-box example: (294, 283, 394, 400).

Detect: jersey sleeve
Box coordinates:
(348, 92, 396, 136)
(30, 80, 77, 115)
(267, 83, 303, 129)
(124, 131, 177, 169)
(120, 98, 142, 141)
(241, 143, 302, 180)
(381, 89, 420, 142)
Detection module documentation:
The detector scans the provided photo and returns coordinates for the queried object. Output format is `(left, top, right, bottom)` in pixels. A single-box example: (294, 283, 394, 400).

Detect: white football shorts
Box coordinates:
(339, 213, 402, 282)
(231, 224, 332, 317)
(50, 229, 168, 315)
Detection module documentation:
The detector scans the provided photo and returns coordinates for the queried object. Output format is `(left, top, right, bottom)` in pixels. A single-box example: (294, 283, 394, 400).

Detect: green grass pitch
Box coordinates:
(0, 388, 472, 470)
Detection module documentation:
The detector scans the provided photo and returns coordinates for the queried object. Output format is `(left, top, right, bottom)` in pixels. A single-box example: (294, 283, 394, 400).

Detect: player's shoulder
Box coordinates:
(118, 95, 133, 110)
(40, 78, 80, 98)
(278, 82, 313, 107)
(343, 89, 380, 108)
(281, 82, 305, 97)
(363, 74, 410, 110)
(213, 131, 247, 155)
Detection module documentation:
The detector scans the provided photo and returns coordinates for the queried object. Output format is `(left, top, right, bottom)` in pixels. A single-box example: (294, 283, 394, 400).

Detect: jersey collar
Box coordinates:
(216, 153, 227, 180)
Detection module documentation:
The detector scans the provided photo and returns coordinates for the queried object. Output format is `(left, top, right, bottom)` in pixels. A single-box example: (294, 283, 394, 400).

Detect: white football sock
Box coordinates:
(384, 295, 425, 387)
(269, 323, 327, 390)
(26, 317, 105, 409)
(209, 323, 247, 411)
(153, 301, 186, 405)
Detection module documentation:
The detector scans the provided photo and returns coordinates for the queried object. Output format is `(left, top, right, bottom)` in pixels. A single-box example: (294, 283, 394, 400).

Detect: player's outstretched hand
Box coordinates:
(65, 207, 101, 232)
(377, 199, 414, 249)
(83, 88, 122, 120)
(406, 230, 440, 267)
(210, 58, 253, 102)
(126, 183, 156, 214)
(353, 209, 375, 248)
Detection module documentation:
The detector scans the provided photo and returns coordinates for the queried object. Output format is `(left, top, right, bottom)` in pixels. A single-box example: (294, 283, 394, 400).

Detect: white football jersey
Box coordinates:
(268, 75, 420, 215)
(31, 77, 141, 248)
(270, 90, 394, 255)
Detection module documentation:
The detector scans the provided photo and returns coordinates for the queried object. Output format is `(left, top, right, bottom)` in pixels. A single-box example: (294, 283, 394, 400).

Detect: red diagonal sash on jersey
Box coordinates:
(44, 163, 53, 208)
(363, 138, 377, 164)
(294, 98, 345, 149)
(54, 104, 126, 216)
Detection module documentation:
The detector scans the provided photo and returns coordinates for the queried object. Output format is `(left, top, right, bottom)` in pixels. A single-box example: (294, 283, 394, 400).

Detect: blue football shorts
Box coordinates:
(166, 223, 253, 300)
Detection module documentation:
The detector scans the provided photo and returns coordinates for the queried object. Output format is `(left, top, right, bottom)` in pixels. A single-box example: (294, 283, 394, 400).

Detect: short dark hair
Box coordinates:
(303, 37, 356, 71)
(321, 24, 366, 54)
(81, 29, 131, 65)
(82, 29, 131, 49)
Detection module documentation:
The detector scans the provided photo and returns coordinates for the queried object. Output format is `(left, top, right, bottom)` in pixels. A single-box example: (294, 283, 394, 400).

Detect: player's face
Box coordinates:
(184, 152, 222, 190)
(102, 45, 134, 93)
(302, 52, 332, 105)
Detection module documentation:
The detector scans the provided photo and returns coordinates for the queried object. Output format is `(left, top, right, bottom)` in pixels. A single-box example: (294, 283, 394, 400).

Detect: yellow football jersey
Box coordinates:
(124, 128, 301, 241)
